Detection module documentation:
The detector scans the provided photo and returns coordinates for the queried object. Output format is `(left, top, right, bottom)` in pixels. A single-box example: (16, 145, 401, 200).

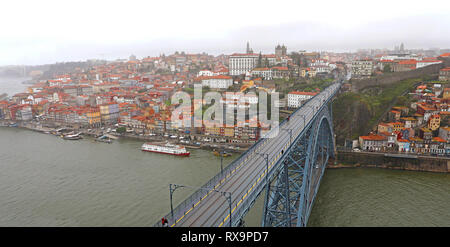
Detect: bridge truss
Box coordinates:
(262, 102, 335, 227)
(154, 82, 341, 227)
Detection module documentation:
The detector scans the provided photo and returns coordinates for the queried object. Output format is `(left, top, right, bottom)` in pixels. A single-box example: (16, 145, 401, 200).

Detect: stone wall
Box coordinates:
(351, 63, 443, 92)
(333, 151, 450, 173)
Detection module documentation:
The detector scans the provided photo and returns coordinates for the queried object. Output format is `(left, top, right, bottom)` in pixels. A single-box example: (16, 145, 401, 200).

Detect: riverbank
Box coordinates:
(331, 150, 450, 173)
(0, 120, 248, 153)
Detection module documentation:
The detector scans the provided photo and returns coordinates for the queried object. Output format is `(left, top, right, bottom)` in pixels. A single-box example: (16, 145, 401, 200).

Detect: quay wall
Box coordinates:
(331, 151, 450, 173)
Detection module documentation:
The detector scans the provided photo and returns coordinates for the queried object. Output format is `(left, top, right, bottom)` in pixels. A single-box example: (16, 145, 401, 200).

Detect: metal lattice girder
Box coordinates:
(154, 82, 342, 227)
(263, 103, 335, 227)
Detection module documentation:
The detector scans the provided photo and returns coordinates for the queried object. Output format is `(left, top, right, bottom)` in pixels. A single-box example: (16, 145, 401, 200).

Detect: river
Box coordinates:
(0, 127, 448, 226)
(0, 76, 31, 97)
(0, 127, 235, 226)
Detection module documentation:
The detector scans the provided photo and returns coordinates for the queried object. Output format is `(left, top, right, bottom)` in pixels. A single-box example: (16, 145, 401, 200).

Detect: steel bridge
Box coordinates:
(155, 81, 342, 227)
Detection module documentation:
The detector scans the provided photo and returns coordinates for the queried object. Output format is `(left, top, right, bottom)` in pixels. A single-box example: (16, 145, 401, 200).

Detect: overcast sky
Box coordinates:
(1, 0, 450, 66)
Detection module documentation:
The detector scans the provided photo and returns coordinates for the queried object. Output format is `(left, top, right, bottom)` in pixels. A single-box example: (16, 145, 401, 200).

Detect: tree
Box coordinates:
(383, 64, 392, 73)
(116, 127, 126, 134)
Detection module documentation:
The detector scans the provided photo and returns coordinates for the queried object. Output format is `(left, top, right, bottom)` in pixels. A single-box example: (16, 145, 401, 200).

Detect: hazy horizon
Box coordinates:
(2, 0, 450, 66)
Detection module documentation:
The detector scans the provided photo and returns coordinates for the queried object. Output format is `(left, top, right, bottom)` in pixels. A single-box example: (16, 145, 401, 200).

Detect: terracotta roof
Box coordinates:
(272, 66, 289, 71)
(288, 91, 318, 96)
(432, 137, 446, 143)
(398, 60, 417, 65)
(230, 53, 259, 57)
(360, 134, 386, 141)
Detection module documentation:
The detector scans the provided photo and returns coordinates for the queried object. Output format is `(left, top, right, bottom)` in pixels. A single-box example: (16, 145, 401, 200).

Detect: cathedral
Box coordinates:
(275, 44, 287, 57)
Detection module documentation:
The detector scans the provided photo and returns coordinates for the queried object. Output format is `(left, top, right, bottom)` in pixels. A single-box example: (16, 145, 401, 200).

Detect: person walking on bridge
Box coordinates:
(161, 217, 168, 227)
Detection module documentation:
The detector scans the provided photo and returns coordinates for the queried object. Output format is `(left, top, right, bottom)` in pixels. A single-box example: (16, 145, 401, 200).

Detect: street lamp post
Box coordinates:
(257, 153, 269, 186)
(280, 129, 293, 226)
(221, 191, 232, 227)
(300, 114, 306, 128)
(282, 128, 293, 144)
(258, 152, 270, 226)
(169, 184, 185, 219)
(168, 183, 232, 227)
(220, 146, 224, 174)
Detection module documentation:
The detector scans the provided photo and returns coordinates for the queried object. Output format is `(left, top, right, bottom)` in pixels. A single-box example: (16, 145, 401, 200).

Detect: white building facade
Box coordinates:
(229, 53, 259, 76)
(351, 60, 374, 77)
(287, 91, 317, 108)
(201, 75, 233, 89)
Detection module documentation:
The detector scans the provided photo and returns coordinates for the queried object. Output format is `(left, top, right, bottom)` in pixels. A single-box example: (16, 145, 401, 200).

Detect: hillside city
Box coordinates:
(1, 43, 450, 153)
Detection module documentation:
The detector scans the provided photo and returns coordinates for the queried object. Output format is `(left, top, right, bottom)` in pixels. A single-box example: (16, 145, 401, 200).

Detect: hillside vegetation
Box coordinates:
(332, 76, 432, 145)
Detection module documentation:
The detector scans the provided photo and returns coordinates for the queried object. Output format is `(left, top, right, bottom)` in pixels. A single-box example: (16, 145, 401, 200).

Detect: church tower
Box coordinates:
(246, 41, 253, 54)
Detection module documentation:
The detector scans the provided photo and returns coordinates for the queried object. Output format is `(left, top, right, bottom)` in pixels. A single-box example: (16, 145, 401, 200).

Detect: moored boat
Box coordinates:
(95, 135, 112, 143)
(62, 132, 82, 140)
(212, 149, 232, 157)
(141, 142, 190, 156)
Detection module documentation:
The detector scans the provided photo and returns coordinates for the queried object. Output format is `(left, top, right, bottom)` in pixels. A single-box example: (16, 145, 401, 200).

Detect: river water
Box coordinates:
(307, 168, 450, 226)
(0, 76, 30, 96)
(0, 127, 236, 226)
(0, 127, 448, 226)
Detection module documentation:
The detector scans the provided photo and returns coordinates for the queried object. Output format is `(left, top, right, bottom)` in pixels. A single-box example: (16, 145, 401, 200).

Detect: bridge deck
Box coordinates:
(166, 83, 341, 227)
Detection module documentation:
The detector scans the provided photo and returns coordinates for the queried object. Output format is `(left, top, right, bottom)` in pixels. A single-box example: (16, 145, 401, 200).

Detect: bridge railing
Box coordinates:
(229, 82, 342, 226)
(154, 123, 275, 226)
(154, 81, 342, 227)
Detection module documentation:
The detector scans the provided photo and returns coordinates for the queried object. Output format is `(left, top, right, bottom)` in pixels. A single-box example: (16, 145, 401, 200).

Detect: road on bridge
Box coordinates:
(169, 82, 341, 227)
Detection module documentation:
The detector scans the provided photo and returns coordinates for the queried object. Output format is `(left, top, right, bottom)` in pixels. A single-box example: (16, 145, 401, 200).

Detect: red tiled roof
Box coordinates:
(288, 91, 318, 96)
(398, 60, 417, 65)
(432, 137, 446, 143)
(272, 66, 289, 71)
(360, 134, 386, 141)
(230, 53, 259, 56)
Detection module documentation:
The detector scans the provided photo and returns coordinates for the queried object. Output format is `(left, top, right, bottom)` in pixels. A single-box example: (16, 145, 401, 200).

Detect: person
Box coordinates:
(162, 217, 168, 227)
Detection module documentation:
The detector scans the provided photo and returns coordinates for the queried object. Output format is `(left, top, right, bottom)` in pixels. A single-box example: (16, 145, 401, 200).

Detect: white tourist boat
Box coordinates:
(141, 142, 190, 156)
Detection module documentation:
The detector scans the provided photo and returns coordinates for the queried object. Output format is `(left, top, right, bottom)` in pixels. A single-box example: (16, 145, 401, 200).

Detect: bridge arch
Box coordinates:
(154, 82, 342, 227)
(297, 112, 335, 226)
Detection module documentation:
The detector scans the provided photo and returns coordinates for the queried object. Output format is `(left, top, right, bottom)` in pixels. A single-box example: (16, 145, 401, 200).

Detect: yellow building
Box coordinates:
(300, 68, 309, 78)
(223, 127, 235, 137)
(87, 108, 101, 126)
(428, 114, 441, 131)
(377, 123, 392, 133)
(205, 126, 221, 136)
(99, 104, 110, 123)
(443, 88, 450, 99)
(388, 122, 404, 132)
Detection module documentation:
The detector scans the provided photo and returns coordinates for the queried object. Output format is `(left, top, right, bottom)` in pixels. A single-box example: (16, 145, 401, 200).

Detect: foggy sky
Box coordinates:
(1, 0, 450, 66)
